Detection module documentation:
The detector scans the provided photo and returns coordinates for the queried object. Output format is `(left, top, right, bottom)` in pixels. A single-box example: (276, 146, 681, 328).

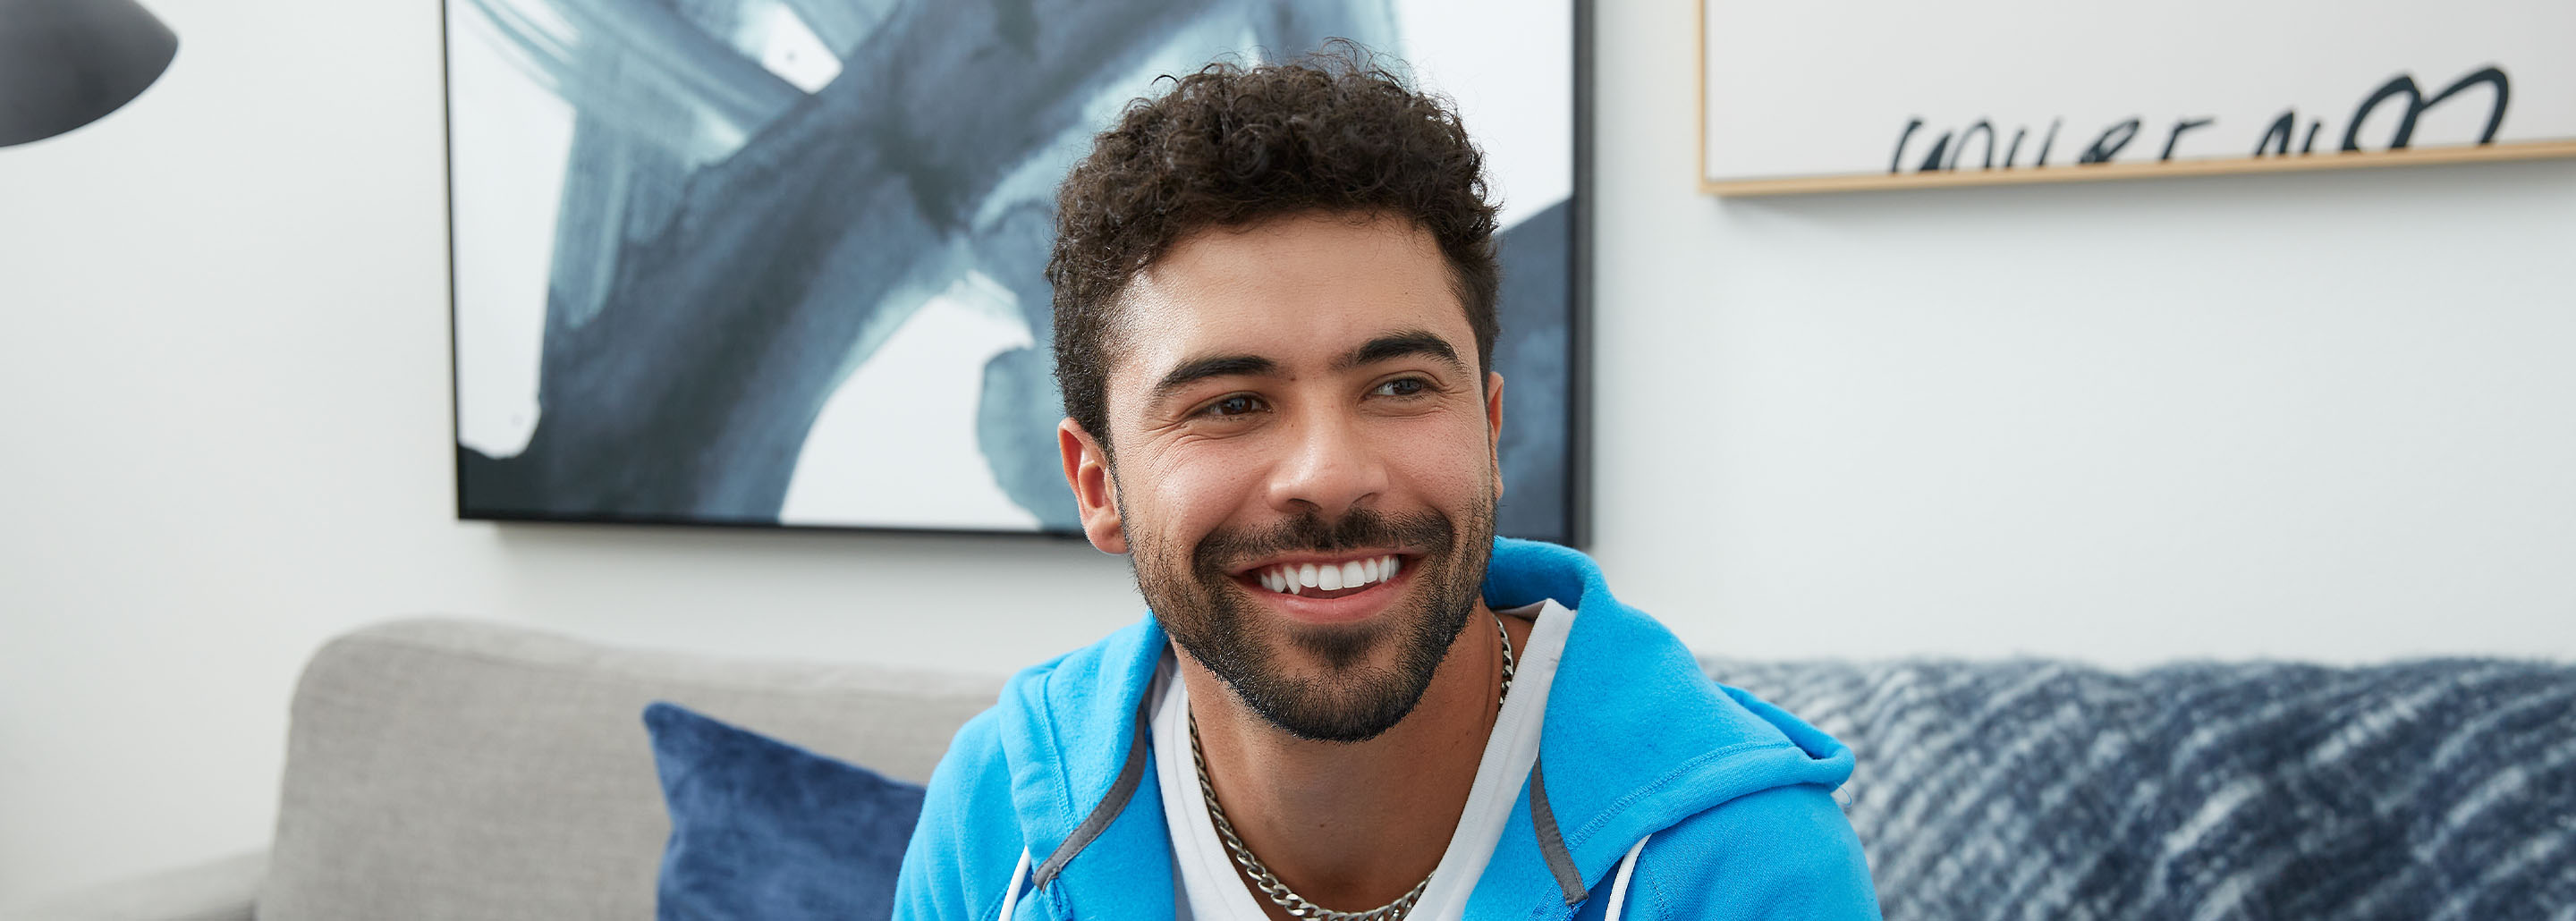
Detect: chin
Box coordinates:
(1192, 579, 1469, 743)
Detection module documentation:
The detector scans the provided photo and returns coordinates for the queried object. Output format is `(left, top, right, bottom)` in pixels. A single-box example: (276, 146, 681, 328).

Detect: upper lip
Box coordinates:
(1227, 549, 1412, 578)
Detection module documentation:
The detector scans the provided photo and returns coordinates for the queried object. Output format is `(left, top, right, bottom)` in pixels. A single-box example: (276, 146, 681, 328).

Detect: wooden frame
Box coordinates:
(1696, 0, 2576, 197)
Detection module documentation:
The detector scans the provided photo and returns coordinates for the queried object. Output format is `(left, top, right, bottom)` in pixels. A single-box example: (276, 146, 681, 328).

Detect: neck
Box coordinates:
(1178, 603, 1530, 916)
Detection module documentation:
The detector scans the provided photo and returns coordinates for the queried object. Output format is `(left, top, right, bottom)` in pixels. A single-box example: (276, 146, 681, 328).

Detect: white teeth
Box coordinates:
(1258, 556, 1406, 595)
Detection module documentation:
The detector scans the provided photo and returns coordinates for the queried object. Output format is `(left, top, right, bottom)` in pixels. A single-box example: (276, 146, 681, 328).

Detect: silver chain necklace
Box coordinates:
(1187, 614, 1516, 921)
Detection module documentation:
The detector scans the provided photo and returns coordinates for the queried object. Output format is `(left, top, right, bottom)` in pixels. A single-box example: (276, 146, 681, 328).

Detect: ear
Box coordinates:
(1058, 418, 1128, 553)
(1484, 371, 1507, 501)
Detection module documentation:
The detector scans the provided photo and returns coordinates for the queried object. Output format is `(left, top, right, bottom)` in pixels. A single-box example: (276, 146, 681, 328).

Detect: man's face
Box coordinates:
(1058, 211, 1504, 743)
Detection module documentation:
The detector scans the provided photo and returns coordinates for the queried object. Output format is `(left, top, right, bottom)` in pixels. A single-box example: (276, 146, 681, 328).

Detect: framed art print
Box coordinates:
(1699, 0, 2576, 196)
(445, 0, 1589, 543)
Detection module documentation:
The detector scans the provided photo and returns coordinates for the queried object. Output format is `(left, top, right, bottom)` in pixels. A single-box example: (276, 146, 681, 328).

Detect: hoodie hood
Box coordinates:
(986, 537, 1855, 919)
(1468, 539, 1856, 913)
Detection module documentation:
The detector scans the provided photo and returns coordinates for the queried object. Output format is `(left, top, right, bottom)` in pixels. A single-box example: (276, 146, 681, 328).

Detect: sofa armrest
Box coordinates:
(0, 851, 264, 921)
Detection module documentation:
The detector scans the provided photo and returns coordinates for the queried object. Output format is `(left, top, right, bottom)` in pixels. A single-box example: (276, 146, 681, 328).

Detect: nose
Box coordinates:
(1264, 402, 1390, 520)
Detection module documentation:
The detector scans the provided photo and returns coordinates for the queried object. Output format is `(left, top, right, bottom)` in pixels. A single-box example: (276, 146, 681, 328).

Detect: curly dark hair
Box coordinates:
(1046, 44, 1501, 455)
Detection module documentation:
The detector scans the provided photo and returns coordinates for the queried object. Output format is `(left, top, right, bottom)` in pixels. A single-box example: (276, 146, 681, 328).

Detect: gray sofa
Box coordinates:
(3, 618, 1004, 921)
(10, 618, 2569, 920)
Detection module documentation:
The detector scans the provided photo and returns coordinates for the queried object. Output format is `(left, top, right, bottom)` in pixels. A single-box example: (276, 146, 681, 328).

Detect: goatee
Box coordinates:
(1133, 495, 1496, 743)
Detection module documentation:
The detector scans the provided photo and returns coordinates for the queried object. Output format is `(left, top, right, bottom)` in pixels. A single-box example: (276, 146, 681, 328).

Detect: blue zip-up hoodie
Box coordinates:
(894, 538, 1881, 919)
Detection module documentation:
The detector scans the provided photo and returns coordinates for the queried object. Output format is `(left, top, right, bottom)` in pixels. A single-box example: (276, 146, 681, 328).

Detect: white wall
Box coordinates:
(1595, 4, 2576, 666)
(3, 0, 2569, 904)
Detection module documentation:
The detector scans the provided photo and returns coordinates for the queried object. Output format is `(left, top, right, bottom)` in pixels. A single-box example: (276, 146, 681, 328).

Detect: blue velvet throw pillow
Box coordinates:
(643, 702, 928, 921)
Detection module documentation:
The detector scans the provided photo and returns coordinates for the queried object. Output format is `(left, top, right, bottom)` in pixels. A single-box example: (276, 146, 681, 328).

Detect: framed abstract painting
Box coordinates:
(445, 0, 1589, 543)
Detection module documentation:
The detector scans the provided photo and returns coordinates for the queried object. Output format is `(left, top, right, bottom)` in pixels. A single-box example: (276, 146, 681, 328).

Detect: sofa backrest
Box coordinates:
(258, 619, 2573, 921)
(258, 617, 1003, 921)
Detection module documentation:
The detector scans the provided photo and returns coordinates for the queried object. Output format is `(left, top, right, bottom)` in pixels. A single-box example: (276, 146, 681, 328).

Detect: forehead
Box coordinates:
(1106, 212, 1470, 390)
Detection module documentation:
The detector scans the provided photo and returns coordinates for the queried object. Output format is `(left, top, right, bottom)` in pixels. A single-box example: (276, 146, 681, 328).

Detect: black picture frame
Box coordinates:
(441, 0, 1591, 545)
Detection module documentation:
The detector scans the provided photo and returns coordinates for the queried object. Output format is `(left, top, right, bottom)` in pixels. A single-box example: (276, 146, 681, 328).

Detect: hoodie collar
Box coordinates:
(1474, 537, 1856, 911)
(996, 617, 1174, 917)
(1002, 537, 1852, 917)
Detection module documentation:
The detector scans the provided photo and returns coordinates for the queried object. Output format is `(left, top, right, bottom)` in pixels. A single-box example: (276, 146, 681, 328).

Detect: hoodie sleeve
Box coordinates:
(895, 707, 1028, 921)
(1582, 784, 1882, 921)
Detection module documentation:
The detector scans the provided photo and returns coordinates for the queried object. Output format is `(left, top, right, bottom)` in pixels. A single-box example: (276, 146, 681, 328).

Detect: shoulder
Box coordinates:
(894, 707, 1023, 920)
(1615, 785, 1882, 921)
(922, 705, 1013, 800)
(894, 621, 1165, 921)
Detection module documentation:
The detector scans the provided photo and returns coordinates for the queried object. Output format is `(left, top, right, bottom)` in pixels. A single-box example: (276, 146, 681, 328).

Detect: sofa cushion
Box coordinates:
(646, 702, 925, 921)
(258, 618, 1001, 921)
(1706, 657, 2576, 921)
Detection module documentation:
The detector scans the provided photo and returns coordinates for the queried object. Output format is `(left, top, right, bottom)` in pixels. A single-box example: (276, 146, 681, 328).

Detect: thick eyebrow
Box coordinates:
(1336, 330, 1468, 376)
(1150, 354, 1279, 407)
(1147, 330, 1470, 410)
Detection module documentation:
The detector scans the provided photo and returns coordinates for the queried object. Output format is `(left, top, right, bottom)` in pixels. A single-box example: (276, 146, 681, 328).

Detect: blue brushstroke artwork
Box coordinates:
(445, 0, 1581, 541)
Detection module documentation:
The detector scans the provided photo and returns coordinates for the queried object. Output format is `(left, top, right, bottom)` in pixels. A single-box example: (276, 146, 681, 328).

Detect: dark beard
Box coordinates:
(1132, 494, 1496, 743)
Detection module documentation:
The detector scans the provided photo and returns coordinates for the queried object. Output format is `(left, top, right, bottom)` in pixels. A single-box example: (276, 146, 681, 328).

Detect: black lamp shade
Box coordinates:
(0, 0, 178, 147)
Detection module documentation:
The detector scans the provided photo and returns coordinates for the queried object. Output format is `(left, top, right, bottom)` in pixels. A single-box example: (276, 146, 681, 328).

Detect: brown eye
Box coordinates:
(1205, 394, 1263, 417)
(1372, 377, 1430, 398)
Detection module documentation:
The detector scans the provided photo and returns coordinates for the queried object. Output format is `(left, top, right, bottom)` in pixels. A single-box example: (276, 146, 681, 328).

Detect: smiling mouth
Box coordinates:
(1240, 554, 1405, 600)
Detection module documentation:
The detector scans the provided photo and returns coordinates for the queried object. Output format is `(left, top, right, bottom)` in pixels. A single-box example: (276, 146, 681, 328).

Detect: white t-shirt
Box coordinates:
(1150, 599, 1576, 921)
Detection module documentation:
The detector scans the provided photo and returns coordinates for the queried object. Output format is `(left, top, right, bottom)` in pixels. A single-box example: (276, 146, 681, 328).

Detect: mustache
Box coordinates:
(1192, 506, 1455, 575)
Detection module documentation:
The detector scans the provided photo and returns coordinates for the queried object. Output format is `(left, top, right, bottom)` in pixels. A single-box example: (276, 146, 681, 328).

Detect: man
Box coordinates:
(894, 50, 1879, 920)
